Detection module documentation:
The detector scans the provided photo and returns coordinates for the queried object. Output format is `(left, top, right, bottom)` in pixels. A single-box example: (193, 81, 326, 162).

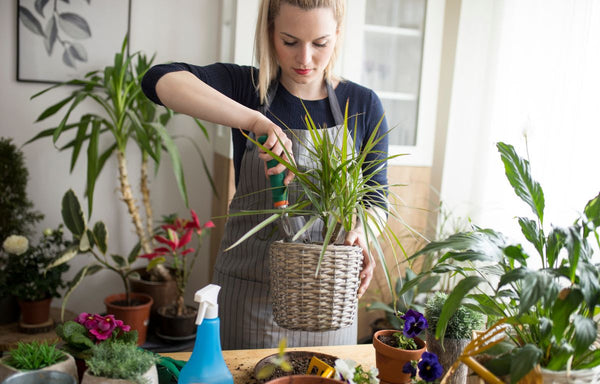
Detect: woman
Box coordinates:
(141, 0, 389, 349)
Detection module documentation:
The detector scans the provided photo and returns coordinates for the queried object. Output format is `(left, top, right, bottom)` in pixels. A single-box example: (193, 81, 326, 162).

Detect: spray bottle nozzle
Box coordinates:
(194, 284, 221, 325)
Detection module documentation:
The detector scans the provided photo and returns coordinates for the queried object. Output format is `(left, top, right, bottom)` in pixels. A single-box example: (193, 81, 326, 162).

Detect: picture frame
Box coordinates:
(17, 0, 131, 84)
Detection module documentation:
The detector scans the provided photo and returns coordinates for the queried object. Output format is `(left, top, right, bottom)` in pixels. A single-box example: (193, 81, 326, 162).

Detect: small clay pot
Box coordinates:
(104, 293, 153, 346)
(18, 297, 51, 325)
(373, 330, 426, 384)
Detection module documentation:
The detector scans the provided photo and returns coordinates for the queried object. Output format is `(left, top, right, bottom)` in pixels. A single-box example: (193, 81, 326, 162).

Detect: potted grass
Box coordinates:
(48, 190, 153, 345)
(402, 142, 600, 383)
(2, 227, 70, 327)
(424, 292, 484, 384)
(139, 210, 214, 339)
(0, 341, 77, 382)
(227, 104, 406, 332)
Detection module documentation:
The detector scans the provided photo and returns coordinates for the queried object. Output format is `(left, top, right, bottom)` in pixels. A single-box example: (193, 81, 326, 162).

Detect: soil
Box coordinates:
(378, 334, 399, 348)
(159, 304, 196, 317)
(254, 352, 339, 383)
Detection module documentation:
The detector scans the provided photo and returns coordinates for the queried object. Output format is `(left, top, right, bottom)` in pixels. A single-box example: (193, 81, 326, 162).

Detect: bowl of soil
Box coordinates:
(254, 351, 340, 382)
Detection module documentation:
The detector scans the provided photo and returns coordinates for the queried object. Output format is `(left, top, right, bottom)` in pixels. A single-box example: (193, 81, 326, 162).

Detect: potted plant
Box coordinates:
(82, 340, 160, 384)
(401, 352, 444, 384)
(0, 341, 77, 382)
(139, 210, 213, 338)
(372, 309, 429, 384)
(56, 312, 137, 381)
(404, 142, 600, 382)
(424, 292, 484, 383)
(227, 105, 407, 332)
(0, 137, 44, 324)
(26, 36, 214, 297)
(48, 189, 153, 345)
(2, 227, 70, 326)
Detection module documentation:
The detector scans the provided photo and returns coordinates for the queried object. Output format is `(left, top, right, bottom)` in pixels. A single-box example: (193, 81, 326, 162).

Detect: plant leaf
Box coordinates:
(551, 288, 582, 341)
(435, 276, 486, 341)
(36, 94, 75, 122)
(151, 123, 188, 207)
(517, 217, 544, 257)
(93, 221, 108, 254)
(58, 12, 91, 39)
(85, 120, 100, 216)
(46, 245, 78, 270)
(509, 344, 542, 384)
(61, 189, 86, 236)
(128, 242, 141, 264)
(573, 315, 597, 355)
(496, 142, 545, 223)
(110, 254, 126, 268)
(19, 6, 45, 36)
(584, 192, 600, 227)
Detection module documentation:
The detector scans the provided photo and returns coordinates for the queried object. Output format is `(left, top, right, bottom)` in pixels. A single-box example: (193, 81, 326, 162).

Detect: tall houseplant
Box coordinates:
(227, 104, 409, 331)
(26, 36, 213, 282)
(404, 142, 600, 382)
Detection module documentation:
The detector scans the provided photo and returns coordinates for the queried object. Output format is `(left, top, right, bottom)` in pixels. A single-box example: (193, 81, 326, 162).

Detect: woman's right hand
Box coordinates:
(247, 112, 295, 185)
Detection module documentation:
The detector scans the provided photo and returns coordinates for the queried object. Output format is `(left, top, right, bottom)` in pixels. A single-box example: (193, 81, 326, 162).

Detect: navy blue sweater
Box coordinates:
(141, 62, 389, 196)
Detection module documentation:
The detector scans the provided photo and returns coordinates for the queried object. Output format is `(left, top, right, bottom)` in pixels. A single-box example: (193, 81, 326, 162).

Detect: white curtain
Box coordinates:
(439, 0, 600, 259)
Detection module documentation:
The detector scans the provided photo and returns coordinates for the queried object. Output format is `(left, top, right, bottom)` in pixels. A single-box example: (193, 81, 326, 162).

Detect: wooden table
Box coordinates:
(163, 344, 376, 383)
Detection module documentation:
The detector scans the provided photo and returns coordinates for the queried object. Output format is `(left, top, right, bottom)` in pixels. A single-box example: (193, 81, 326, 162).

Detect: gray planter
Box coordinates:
(426, 332, 470, 384)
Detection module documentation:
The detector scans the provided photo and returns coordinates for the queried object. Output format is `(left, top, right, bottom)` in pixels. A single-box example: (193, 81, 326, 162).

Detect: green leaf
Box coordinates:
(546, 227, 566, 268)
(128, 242, 141, 264)
(546, 341, 574, 370)
(110, 254, 126, 268)
(498, 267, 529, 288)
(46, 245, 78, 270)
(435, 276, 486, 341)
(539, 317, 553, 341)
(93, 221, 108, 254)
(225, 214, 280, 251)
(35, 94, 75, 122)
(509, 344, 542, 384)
(551, 288, 583, 341)
(584, 193, 600, 227)
(418, 229, 507, 264)
(85, 120, 100, 216)
(519, 272, 553, 314)
(366, 301, 396, 314)
(70, 115, 91, 172)
(573, 315, 596, 355)
(61, 189, 86, 236)
(503, 244, 529, 266)
(575, 349, 600, 370)
(517, 217, 544, 257)
(79, 231, 90, 251)
(151, 123, 188, 207)
(468, 294, 506, 317)
(577, 260, 600, 309)
(496, 142, 545, 223)
(147, 256, 166, 270)
(60, 264, 102, 320)
(53, 93, 86, 143)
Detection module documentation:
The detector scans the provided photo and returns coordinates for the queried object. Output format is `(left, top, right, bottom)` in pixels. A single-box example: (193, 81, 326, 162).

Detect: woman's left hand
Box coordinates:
(344, 227, 374, 299)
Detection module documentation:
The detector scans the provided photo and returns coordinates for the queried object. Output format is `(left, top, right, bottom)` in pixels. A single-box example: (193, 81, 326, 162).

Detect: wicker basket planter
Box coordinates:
(269, 241, 362, 331)
(540, 365, 600, 383)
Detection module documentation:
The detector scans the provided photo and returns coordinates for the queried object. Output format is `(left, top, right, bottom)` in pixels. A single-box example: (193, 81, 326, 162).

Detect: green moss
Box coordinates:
(86, 341, 159, 384)
(425, 292, 484, 339)
(4, 341, 66, 370)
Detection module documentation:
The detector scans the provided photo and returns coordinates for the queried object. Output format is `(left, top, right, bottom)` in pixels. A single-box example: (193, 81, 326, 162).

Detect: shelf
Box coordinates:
(364, 24, 421, 37)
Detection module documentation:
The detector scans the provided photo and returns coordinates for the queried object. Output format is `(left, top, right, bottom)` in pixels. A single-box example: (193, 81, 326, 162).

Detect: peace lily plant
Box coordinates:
(402, 142, 600, 382)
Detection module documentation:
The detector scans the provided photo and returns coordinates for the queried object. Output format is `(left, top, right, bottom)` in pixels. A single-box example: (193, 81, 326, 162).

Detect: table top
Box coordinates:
(163, 344, 376, 383)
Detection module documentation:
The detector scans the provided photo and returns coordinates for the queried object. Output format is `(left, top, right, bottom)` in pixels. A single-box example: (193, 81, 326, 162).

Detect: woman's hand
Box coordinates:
(344, 226, 375, 299)
(247, 112, 295, 185)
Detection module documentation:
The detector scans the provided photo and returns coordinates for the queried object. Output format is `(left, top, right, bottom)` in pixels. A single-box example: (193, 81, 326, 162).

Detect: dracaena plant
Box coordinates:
(226, 103, 409, 296)
(48, 189, 142, 317)
(26, 36, 213, 281)
(402, 142, 600, 382)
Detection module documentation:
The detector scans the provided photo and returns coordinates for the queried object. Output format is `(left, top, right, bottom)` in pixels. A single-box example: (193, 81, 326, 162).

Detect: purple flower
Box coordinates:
(401, 309, 428, 338)
(402, 361, 417, 378)
(417, 352, 443, 382)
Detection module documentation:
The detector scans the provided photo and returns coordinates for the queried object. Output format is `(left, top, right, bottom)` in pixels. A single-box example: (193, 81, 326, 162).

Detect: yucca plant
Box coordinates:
(25, 36, 213, 282)
(402, 142, 600, 382)
(227, 102, 408, 294)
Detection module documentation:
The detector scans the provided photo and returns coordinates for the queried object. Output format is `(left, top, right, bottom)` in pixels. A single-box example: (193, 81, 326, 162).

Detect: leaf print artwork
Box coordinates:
(19, 0, 91, 69)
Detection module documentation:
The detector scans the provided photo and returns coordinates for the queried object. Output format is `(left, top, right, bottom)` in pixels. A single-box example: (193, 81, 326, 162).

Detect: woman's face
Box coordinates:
(272, 3, 338, 97)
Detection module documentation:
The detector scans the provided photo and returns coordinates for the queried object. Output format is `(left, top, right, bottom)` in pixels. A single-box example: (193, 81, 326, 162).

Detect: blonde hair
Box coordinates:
(254, 0, 346, 105)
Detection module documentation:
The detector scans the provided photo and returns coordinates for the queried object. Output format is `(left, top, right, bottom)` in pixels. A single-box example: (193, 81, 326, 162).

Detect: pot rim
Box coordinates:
(373, 329, 426, 358)
(103, 293, 153, 309)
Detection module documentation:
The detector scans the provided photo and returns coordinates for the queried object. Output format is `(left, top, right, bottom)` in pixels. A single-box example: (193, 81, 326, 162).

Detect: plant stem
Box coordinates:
(140, 154, 154, 244)
(117, 150, 150, 254)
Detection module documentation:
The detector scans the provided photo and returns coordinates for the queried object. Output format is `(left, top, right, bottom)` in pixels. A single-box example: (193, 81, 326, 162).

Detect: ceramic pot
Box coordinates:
(373, 330, 426, 384)
(17, 297, 51, 325)
(0, 352, 77, 383)
(0, 296, 20, 324)
(156, 304, 196, 338)
(265, 376, 341, 384)
(0, 371, 76, 384)
(540, 365, 600, 383)
(104, 293, 153, 346)
(426, 332, 470, 384)
(128, 267, 177, 330)
(81, 365, 158, 384)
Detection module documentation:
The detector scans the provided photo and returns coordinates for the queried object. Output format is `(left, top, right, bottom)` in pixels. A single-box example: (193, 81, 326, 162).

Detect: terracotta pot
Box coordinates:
(104, 293, 153, 346)
(0, 296, 20, 324)
(17, 297, 51, 325)
(156, 304, 196, 338)
(81, 365, 158, 384)
(0, 352, 78, 383)
(373, 330, 426, 384)
(265, 376, 341, 384)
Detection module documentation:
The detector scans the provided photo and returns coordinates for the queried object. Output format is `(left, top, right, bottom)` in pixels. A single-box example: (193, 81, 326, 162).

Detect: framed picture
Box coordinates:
(17, 0, 131, 84)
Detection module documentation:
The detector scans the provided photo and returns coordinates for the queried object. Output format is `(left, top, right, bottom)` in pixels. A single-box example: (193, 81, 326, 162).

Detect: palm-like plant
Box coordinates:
(26, 37, 212, 280)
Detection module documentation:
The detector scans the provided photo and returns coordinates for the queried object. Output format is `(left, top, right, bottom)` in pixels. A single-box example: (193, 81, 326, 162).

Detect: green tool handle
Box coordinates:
(257, 135, 288, 206)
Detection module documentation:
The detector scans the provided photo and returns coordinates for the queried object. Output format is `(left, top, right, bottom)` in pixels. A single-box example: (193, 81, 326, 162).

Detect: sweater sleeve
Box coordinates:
(141, 62, 260, 110)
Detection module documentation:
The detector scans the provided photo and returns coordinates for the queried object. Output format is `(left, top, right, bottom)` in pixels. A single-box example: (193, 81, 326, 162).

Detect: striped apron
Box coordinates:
(213, 81, 358, 349)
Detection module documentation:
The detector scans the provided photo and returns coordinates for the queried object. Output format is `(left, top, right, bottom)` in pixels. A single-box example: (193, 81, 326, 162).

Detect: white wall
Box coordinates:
(1, 0, 220, 314)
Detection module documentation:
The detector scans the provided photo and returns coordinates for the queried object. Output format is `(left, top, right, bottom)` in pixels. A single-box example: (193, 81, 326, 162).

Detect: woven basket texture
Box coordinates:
(540, 365, 600, 384)
(269, 240, 362, 331)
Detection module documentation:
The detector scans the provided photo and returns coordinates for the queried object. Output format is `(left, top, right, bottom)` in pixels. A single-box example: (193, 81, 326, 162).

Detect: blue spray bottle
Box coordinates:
(178, 284, 233, 384)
